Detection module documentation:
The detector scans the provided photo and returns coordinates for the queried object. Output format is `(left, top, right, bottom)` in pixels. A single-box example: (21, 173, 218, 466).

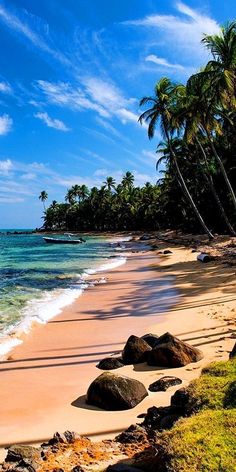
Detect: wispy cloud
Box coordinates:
(0, 114, 13, 135)
(36, 80, 110, 118)
(0, 81, 12, 94)
(0, 3, 71, 67)
(34, 111, 70, 132)
(145, 54, 184, 70)
(122, 2, 220, 65)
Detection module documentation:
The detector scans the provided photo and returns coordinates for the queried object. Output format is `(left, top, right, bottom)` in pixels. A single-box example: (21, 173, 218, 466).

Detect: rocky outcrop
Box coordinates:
(97, 357, 124, 370)
(148, 376, 182, 392)
(4, 445, 42, 472)
(141, 333, 159, 348)
(147, 332, 204, 367)
(86, 372, 148, 410)
(141, 405, 184, 431)
(122, 335, 152, 364)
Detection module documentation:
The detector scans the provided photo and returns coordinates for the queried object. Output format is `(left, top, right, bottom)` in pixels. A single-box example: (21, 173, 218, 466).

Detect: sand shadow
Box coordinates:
(133, 362, 166, 372)
(71, 394, 102, 411)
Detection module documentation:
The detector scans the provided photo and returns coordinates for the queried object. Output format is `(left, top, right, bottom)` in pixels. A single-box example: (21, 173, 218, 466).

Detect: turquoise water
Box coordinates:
(0, 231, 126, 354)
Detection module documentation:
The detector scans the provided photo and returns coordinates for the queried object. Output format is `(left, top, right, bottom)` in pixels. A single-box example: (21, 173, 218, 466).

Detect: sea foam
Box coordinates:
(0, 253, 127, 358)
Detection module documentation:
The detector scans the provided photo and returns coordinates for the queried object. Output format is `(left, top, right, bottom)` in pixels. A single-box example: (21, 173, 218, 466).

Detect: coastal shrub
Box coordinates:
(185, 358, 236, 411)
(159, 409, 236, 472)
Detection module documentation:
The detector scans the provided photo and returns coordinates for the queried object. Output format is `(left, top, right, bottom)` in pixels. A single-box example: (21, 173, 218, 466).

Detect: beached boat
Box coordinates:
(43, 236, 84, 244)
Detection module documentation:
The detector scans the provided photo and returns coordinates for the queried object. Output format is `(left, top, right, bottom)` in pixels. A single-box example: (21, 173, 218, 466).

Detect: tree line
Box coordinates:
(40, 22, 236, 236)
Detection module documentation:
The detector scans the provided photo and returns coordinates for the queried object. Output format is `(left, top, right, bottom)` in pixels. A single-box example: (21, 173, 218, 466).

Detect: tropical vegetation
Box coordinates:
(42, 22, 236, 236)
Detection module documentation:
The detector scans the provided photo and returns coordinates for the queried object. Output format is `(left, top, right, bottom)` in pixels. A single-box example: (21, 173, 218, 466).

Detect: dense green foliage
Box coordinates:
(161, 410, 236, 472)
(186, 358, 236, 411)
(42, 22, 236, 235)
(159, 359, 236, 472)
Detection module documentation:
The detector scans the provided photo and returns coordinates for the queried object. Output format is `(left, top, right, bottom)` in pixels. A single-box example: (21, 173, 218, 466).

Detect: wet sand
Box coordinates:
(0, 241, 235, 453)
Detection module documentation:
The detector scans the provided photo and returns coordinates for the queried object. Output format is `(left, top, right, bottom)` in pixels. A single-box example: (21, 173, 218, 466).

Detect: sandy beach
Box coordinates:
(0, 238, 235, 455)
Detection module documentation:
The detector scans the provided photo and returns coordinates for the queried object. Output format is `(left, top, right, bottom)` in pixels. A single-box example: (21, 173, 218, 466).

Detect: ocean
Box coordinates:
(0, 230, 128, 356)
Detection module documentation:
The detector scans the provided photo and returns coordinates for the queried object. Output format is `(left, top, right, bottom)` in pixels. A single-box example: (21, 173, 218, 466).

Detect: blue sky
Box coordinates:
(0, 0, 234, 227)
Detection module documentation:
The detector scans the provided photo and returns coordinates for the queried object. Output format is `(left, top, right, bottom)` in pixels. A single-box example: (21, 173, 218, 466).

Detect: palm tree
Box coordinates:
(103, 176, 116, 192)
(39, 190, 48, 211)
(121, 171, 134, 189)
(139, 77, 214, 239)
(185, 76, 236, 214)
(79, 184, 89, 201)
(65, 188, 76, 205)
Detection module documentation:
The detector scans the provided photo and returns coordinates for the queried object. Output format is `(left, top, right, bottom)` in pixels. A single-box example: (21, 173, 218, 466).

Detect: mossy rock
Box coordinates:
(158, 409, 236, 472)
(184, 358, 236, 412)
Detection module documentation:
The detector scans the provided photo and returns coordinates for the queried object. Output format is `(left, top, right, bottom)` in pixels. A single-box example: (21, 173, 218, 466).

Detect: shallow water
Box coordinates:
(0, 231, 127, 355)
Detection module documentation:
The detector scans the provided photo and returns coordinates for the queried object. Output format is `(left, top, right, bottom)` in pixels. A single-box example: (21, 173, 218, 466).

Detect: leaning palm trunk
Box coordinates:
(165, 132, 214, 239)
(196, 138, 236, 235)
(205, 129, 236, 213)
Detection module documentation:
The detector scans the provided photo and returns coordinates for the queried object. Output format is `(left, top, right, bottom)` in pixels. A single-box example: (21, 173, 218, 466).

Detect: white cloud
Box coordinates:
(0, 114, 13, 135)
(36, 80, 110, 118)
(0, 81, 12, 94)
(34, 111, 70, 132)
(83, 77, 127, 108)
(145, 54, 184, 70)
(0, 159, 13, 174)
(117, 108, 138, 124)
(122, 2, 219, 63)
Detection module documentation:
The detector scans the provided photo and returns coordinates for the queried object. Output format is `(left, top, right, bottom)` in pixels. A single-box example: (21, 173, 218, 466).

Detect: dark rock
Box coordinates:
(163, 250, 172, 254)
(147, 332, 204, 368)
(5, 445, 41, 464)
(141, 405, 183, 431)
(159, 414, 180, 430)
(107, 464, 144, 471)
(171, 387, 190, 409)
(96, 357, 124, 370)
(148, 376, 182, 392)
(86, 372, 148, 410)
(229, 342, 236, 359)
(122, 335, 152, 365)
(141, 334, 159, 348)
(116, 424, 148, 444)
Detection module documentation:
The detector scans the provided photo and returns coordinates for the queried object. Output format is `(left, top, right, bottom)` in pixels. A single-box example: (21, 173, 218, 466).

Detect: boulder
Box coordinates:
(171, 387, 190, 409)
(141, 333, 159, 348)
(86, 372, 148, 410)
(96, 357, 124, 370)
(147, 332, 203, 368)
(122, 335, 152, 365)
(163, 250, 172, 254)
(229, 342, 236, 359)
(148, 376, 182, 392)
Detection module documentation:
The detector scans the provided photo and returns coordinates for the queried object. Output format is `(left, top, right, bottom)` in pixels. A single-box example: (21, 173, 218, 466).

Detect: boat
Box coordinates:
(43, 236, 84, 244)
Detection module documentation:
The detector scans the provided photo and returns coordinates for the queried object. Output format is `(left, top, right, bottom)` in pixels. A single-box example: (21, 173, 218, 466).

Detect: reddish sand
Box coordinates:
(0, 242, 235, 452)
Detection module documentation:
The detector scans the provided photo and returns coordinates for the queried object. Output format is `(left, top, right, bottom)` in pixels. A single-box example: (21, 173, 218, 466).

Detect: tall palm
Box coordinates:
(139, 77, 214, 239)
(65, 188, 76, 205)
(39, 190, 48, 211)
(121, 171, 134, 189)
(184, 77, 236, 213)
(103, 176, 116, 192)
(80, 185, 89, 201)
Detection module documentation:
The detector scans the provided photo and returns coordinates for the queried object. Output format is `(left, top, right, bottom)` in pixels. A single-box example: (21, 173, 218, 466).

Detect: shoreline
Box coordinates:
(0, 237, 235, 454)
(0, 234, 130, 359)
